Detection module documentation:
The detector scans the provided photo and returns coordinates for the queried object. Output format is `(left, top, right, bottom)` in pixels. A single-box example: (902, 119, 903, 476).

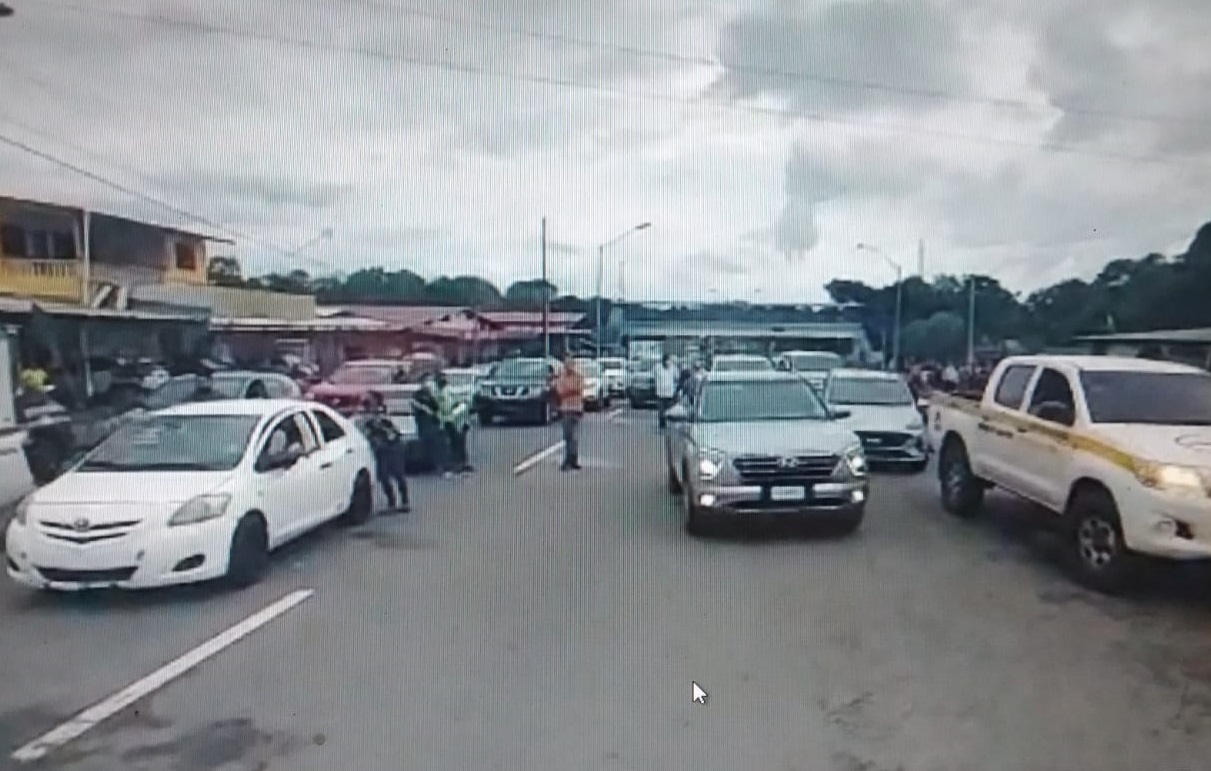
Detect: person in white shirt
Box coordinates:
(655, 354, 680, 429)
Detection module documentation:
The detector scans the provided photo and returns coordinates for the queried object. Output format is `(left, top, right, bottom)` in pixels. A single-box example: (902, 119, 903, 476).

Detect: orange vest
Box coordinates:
(554, 369, 585, 413)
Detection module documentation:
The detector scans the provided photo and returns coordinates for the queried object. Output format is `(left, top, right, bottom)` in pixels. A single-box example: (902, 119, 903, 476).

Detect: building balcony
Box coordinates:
(0, 258, 82, 302)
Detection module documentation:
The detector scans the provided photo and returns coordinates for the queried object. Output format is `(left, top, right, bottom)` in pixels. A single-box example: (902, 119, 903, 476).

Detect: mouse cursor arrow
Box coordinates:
(691, 681, 708, 705)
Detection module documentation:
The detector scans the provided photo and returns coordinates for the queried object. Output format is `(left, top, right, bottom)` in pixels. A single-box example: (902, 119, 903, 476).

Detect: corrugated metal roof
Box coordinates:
(0, 195, 234, 243)
(1074, 328, 1211, 343)
(317, 305, 469, 328)
(212, 316, 389, 332)
(624, 320, 867, 338)
(480, 311, 586, 326)
(0, 296, 205, 323)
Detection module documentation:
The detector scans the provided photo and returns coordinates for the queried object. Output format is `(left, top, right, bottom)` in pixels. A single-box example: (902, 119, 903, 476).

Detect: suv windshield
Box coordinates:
(787, 352, 844, 371)
(77, 415, 260, 472)
(827, 377, 914, 406)
(698, 379, 830, 422)
(1081, 371, 1211, 425)
(494, 360, 550, 379)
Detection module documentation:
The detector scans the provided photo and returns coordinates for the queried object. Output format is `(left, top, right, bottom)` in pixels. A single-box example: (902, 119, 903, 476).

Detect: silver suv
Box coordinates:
(664, 371, 868, 534)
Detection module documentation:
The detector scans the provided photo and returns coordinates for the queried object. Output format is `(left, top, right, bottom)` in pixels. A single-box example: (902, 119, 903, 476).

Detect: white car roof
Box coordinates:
(156, 399, 317, 418)
(1002, 354, 1204, 375)
(828, 368, 904, 381)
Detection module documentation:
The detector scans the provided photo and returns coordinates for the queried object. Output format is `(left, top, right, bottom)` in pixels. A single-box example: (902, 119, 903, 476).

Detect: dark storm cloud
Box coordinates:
(712, 0, 969, 114)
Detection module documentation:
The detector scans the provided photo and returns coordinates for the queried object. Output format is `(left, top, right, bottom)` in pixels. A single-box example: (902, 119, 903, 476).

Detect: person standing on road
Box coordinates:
(553, 352, 586, 471)
(655, 354, 679, 429)
(435, 373, 474, 474)
(411, 374, 453, 479)
(357, 392, 411, 514)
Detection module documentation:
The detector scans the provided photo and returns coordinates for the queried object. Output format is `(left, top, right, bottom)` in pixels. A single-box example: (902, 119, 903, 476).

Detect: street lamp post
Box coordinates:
(595, 222, 650, 358)
(857, 243, 904, 370)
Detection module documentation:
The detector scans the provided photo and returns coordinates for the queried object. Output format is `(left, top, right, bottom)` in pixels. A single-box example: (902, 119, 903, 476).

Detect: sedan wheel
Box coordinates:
(226, 515, 269, 588)
(341, 471, 373, 526)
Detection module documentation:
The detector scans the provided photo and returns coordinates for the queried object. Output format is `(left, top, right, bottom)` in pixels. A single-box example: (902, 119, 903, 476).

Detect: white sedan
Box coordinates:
(5, 399, 377, 591)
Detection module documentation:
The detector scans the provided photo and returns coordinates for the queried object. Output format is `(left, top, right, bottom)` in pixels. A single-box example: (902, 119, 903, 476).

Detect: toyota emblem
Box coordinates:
(777, 456, 799, 469)
(72, 518, 91, 532)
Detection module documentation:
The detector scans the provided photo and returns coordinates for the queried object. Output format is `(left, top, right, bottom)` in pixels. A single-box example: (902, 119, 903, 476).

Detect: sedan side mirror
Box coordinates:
(664, 404, 690, 423)
(830, 408, 852, 420)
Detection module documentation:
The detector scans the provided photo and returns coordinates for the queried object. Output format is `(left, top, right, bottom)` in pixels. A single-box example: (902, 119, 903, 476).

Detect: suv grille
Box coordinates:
(855, 431, 913, 449)
(733, 454, 838, 483)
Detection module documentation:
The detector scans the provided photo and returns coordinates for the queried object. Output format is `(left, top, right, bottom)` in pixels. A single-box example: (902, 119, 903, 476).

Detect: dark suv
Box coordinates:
(477, 358, 559, 425)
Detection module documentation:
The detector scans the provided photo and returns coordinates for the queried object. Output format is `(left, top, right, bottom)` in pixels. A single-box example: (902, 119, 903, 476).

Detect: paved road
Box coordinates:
(2, 408, 1211, 770)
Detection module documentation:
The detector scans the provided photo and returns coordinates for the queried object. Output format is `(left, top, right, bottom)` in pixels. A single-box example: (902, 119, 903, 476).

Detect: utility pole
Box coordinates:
(595, 243, 605, 359)
(966, 276, 976, 367)
(541, 216, 550, 359)
(892, 263, 903, 370)
(917, 239, 925, 278)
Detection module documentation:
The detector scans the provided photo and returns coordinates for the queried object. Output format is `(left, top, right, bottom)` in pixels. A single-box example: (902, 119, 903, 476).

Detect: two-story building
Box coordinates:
(0, 195, 226, 307)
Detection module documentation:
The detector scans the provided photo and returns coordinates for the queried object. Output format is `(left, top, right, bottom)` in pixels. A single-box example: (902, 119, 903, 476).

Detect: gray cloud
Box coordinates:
(713, 0, 969, 115)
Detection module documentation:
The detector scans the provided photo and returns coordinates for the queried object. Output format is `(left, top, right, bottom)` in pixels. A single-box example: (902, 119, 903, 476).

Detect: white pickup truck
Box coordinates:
(928, 354, 1211, 593)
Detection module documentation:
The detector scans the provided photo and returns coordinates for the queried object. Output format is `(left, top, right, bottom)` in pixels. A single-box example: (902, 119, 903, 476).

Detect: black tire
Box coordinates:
(341, 471, 374, 526)
(226, 515, 269, 588)
(938, 439, 985, 518)
(682, 464, 704, 535)
(667, 463, 683, 495)
(480, 410, 494, 427)
(1065, 487, 1138, 594)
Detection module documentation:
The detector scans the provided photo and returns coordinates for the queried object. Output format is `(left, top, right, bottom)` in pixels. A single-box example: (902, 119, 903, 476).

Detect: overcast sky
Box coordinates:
(2, 0, 1209, 302)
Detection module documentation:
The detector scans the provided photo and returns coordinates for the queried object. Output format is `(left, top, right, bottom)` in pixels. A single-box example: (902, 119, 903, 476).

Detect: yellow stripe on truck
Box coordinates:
(932, 395, 1143, 475)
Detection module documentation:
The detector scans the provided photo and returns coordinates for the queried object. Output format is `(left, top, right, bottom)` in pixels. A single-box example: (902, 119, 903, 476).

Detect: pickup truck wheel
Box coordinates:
(1066, 489, 1138, 594)
(939, 441, 984, 518)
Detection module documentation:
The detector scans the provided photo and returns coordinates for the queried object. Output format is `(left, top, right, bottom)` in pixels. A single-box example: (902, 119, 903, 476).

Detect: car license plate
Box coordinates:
(770, 486, 806, 502)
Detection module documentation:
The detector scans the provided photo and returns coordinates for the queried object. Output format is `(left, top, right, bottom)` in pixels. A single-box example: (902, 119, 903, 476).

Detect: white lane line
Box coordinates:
(11, 588, 315, 764)
(513, 441, 564, 475)
(606, 407, 624, 421)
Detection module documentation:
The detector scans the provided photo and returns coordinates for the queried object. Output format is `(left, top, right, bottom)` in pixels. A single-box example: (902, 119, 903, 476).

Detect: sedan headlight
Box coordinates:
(13, 495, 32, 526)
(1136, 462, 1210, 497)
(905, 418, 924, 431)
(168, 494, 232, 527)
(696, 448, 726, 481)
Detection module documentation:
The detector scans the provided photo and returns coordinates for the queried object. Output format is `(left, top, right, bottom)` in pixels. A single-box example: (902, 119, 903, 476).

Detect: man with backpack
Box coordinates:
(356, 392, 411, 514)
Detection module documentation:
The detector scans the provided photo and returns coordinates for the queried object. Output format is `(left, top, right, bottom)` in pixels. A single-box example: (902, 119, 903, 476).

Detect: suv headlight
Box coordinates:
(697, 448, 726, 481)
(1136, 462, 1210, 497)
(168, 494, 232, 527)
(839, 444, 868, 478)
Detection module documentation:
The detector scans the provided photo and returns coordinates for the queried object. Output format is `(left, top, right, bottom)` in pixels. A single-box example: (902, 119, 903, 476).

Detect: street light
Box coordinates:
(596, 222, 650, 358)
(856, 242, 904, 370)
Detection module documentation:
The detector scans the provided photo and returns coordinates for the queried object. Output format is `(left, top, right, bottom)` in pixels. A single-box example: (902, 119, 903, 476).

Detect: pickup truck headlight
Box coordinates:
(1136, 462, 1210, 497)
(168, 494, 232, 527)
(697, 448, 726, 481)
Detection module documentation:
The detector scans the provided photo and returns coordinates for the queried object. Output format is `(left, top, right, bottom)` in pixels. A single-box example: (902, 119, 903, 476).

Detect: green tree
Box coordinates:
(206, 255, 244, 287)
(424, 275, 503, 306)
(901, 311, 967, 362)
(504, 279, 559, 308)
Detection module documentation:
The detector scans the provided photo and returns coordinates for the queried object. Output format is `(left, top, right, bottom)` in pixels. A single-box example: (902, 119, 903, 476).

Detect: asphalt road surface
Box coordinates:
(2, 407, 1211, 771)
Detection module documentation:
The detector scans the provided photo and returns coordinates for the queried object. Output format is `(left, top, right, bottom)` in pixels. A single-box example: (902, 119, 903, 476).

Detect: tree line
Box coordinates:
(207, 219, 1211, 361)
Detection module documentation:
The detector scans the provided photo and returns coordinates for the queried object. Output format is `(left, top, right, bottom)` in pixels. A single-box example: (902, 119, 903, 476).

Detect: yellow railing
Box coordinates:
(0, 258, 82, 302)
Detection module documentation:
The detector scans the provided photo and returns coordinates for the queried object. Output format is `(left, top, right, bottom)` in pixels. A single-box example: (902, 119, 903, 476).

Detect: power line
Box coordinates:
(0, 127, 334, 270)
(23, 0, 1208, 167)
(353, 0, 1208, 129)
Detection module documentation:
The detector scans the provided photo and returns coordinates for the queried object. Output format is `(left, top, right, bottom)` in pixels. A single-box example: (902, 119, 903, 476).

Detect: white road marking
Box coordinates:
(11, 588, 315, 763)
(606, 407, 624, 421)
(513, 441, 565, 475)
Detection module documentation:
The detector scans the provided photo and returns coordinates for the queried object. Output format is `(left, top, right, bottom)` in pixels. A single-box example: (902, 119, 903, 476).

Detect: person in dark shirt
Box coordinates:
(410, 374, 451, 478)
(357, 391, 410, 513)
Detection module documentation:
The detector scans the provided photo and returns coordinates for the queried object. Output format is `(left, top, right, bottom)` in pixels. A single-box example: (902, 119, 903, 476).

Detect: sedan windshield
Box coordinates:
(494, 360, 550, 378)
(698, 379, 830, 422)
(77, 414, 260, 472)
(143, 376, 203, 411)
(713, 357, 773, 372)
(827, 377, 914, 406)
(1081, 371, 1211, 425)
(330, 365, 395, 385)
